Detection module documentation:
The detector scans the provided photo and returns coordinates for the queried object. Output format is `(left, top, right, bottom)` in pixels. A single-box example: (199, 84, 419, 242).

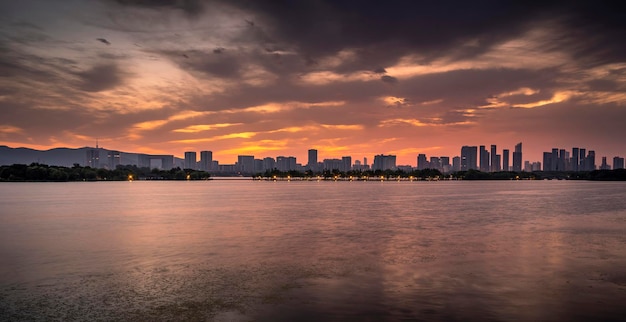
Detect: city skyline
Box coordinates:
(1, 1, 625, 165)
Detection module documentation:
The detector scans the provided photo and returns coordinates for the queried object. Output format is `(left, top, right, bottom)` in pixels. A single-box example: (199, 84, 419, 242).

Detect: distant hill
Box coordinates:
(0, 146, 184, 169)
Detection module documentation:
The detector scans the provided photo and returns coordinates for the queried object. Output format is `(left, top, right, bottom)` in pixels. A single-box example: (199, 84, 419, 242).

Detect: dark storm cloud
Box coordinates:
(111, 0, 205, 17)
(75, 64, 124, 92)
(222, 0, 626, 72)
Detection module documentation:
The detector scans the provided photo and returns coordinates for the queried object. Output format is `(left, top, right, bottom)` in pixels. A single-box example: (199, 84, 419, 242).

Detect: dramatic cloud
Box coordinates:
(0, 0, 625, 164)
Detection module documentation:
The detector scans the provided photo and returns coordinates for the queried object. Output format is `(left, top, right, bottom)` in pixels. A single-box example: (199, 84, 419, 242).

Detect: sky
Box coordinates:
(1, 0, 625, 165)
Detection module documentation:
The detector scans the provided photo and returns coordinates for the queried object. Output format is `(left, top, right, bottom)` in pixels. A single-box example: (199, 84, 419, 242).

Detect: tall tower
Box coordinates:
(512, 142, 522, 172)
(490, 145, 498, 172)
(461, 146, 478, 171)
(502, 149, 510, 171)
(571, 148, 579, 172)
(184, 151, 197, 170)
(479, 145, 490, 172)
(308, 149, 318, 171)
(200, 151, 212, 171)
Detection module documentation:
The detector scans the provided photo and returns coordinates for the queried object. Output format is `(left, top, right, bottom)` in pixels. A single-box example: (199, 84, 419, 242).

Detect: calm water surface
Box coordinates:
(1, 181, 626, 321)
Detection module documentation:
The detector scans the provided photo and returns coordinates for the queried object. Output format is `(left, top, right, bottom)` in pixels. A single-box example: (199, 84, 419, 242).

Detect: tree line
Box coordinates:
(0, 163, 211, 182)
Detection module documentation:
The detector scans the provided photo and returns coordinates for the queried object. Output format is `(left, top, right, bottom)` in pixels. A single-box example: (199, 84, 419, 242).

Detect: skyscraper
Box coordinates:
(200, 151, 212, 171)
(586, 151, 596, 171)
(512, 142, 522, 172)
(490, 145, 498, 172)
(452, 156, 461, 172)
(543, 152, 552, 171)
(372, 154, 396, 171)
(613, 156, 624, 170)
(341, 156, 352, 172)
(307, 149, 318, 170)
(461, 146, 478, 171)
(184, 151, 197, 170)
(571, 148, 579, 172)
(551, 148, 559, 171)
(579, 148, 586, 171)
(237, 155, 255, 173)
(502, 149, 509, 171)
(479, 145, 490, 172)
(417, 154, 428, 170)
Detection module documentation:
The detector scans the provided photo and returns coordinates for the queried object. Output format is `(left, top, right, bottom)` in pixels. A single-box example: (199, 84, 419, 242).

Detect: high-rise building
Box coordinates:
(430, 157, 441, 171)
(490, 145, 498, 172)
(237, 155, 255, 173)
(502, 149, 510, 171)
(551, 148, 559, 171)
(613, 156, 624, 170)
(86, 147, 100, 168)
(341, 156, 352, 172)
(543, 152, 552, 171)
(440, 156, 451, 173)
(452, 156, 461, 172)
(512, 142, 522, 172)
(579, 148, 586, 171)
(600, 157, 610, 170)
(372, 154, 396, 171)
(586, 151, 596, 171)
(461, 146, 478, 171)
(200, 151, 212, 171)
(262, 157, 275, 171)
(308, 149, 318, 170)
(107, 150, 120, 169)
(417, 154, 428, 170)
(184, 151, 197, 170)
(571, 148, 579, 172)
(479, 145, 490, 172)
(559, 149, 567, 171)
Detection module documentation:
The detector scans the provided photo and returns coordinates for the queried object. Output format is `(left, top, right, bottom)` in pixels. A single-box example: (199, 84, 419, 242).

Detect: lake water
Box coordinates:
(1, 181, 625, 321)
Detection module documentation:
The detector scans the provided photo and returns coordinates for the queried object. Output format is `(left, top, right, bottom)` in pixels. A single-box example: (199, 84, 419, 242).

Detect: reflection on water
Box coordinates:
(1, 181, 626, 321)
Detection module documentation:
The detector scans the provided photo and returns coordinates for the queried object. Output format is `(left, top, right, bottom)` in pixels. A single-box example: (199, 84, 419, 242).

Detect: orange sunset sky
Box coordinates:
(1, 1, 625, 165)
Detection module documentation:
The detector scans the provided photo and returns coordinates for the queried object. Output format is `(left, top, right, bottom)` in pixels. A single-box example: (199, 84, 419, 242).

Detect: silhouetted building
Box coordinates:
(200, 151, 212, 171)
(430, 157, 441, 171)
(579, 148, 586, 171)
(480, 145, 490, 172)
(372, 154, 396, 171)
(586, 150, 596, 171)
(308, 149, 318, 171)
(490, 145, 498, 172)
(550, 148, 559, 171)
(600, 157, 610, 170)
(461, 146, 478, 171)
(276, 156, 297, 171)
(613, 157, 624, 170)
(512, 142, 522, 172)
(452, 156, 461, 172)
(86, 147, 100, 168)
(341, 156, 352, 172)
(323, 159, 342, 171)
(502, 149, 509, 171)
(262, 157, 275, 171)
(139, 154, 174, 169)
(107, 150, 120, 169)
(543, 152, 552, 171)
(571, 148, 579, 172)
(237, 155, 255, 173)
(440, 156, 451, 173)
(417, 154, 428, 170)
(184, 151, 197, 170)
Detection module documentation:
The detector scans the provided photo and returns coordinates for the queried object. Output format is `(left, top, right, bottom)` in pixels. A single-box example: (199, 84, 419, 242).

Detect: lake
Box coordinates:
(1, 180, 625, 321)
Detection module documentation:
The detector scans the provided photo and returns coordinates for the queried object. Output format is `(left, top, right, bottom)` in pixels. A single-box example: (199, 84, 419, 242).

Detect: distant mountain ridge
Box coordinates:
(0, 145, 184, 168)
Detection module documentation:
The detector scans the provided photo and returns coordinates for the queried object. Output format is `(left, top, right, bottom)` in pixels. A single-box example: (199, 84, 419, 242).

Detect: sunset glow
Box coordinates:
(1, 1, 625, 164)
